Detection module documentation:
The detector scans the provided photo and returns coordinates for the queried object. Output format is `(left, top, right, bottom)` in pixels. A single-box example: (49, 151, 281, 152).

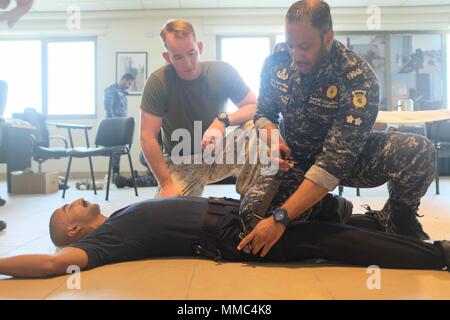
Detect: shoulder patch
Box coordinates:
(342, 63, 369, 88)
(346, 67, 364, 81)
(352, 90, 367, 109)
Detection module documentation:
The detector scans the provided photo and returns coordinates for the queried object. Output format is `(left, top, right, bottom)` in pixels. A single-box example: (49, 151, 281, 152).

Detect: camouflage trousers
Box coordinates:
(156, 121, 260, 198)
(240, 131, 437, 219)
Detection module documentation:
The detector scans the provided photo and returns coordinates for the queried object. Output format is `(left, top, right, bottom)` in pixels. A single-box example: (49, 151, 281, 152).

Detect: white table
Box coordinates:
(376, 109, 450, 124)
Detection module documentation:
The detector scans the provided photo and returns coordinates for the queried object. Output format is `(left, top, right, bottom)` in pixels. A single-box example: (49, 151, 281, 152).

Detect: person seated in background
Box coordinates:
(0, 196, 448, 278)
(104, 73, 135, 184)
(0, 0, 34, 28)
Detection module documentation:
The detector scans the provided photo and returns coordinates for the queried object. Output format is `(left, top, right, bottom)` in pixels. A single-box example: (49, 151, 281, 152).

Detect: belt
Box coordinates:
(192, 197, 242, 261)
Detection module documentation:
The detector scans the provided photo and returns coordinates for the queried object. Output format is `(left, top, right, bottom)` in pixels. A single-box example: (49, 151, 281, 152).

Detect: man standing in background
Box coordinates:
(104, 73, 135, 182)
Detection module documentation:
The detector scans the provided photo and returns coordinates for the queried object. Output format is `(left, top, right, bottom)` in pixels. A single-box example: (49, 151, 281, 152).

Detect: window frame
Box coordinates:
(0, 36, 98, 119)
(216, 34, 278, 61)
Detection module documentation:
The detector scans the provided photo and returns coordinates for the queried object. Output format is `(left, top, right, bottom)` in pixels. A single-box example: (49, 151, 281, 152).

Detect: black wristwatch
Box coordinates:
(217, 112, 230, 127)
(273, 208, 290, 227)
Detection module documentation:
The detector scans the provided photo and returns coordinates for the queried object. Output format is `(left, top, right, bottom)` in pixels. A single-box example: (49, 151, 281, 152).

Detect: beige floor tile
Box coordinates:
(187, 260, 334, 300)
(0, 276, 67, 299)
(45, 258, 197, 300)
(312, 267, 450, 300)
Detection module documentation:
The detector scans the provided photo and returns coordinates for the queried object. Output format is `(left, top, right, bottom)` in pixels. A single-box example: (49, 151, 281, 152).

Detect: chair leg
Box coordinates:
(338, 185, 343, 196)
(356, 187, 360, 197)
(62, 156, 72, 199)
(105, 154, 113, 201)
(127, 151, 138, 197)
(88, 156, 97, 195)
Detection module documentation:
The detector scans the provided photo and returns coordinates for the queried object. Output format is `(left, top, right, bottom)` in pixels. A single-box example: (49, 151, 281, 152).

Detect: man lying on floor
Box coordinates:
(0, 196, 449, 278)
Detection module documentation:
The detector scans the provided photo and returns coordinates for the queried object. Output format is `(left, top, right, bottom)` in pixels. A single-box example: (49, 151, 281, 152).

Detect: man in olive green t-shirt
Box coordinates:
(140, 19, 259, 198)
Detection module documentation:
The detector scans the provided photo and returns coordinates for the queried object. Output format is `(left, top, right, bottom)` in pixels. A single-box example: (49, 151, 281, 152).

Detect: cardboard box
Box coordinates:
(11, 171, 59, 194)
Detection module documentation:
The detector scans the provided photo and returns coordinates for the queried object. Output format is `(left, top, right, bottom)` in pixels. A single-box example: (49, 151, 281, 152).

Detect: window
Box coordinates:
(47, 41, 96, 116)
(0, 41, 42, 118)
(219, 37, 271, 112)
(390, 34, 444, 111)
(335, 34, 387, 110)
(0, 38, 96, 118)
(276, 34, 285, 44)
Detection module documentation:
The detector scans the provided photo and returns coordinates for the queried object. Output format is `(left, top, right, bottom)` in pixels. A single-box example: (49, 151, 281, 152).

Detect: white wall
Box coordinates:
(1, 6, 449, 176)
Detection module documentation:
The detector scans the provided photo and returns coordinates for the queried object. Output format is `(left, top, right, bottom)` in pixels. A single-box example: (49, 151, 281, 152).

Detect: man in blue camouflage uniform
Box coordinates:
(238, 0, 436, 258)
(104, 73, 135, 179)
(104, 73, 135, 118)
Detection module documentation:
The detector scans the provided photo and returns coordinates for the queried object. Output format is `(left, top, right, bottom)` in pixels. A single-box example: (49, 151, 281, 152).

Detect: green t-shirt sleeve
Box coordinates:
(140, 73, 167, 117)
(223, 63, 250, 105)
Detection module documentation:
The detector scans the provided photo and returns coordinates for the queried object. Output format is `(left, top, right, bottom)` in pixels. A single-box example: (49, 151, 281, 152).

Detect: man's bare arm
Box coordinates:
(281, 178, 329, 220)
(0, 247, 88, 278)
(202, 91, 257, 150)
(228, 90, 257, 126)
(140, 111, 180, 197)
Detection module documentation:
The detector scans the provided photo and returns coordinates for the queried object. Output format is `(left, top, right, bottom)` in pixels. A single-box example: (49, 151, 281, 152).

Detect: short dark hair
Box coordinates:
(286, 0, 333, 35)
(121, 73, 135, 81)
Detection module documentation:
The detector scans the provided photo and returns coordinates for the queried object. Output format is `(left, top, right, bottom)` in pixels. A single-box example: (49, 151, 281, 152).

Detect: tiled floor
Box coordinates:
(0, 178, 449, 300)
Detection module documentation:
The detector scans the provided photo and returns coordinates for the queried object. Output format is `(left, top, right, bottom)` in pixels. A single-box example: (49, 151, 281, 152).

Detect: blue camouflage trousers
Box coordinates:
(240, 131, 437, 220)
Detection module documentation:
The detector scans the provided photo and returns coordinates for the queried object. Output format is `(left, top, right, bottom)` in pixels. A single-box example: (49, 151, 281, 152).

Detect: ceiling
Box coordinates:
(25, 0, 450, 12)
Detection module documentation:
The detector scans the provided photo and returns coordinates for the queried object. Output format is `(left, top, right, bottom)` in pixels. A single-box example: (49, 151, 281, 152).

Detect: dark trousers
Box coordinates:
(212, 213, 445, 270)
(240, 131, 437, 221)
(112, 154, 121, 174)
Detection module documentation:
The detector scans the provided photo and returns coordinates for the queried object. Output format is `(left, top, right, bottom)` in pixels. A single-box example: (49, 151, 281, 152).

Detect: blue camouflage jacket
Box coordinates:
(255, 40, 380, 190)
(104, 84, 128, 118)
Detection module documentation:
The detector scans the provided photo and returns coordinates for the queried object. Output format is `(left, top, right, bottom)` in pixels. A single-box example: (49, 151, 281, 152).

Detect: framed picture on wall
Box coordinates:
(116, 52, 148, 95)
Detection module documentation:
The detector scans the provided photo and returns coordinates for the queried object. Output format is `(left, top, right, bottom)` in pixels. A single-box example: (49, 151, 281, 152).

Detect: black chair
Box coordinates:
(12, 109, 68, 172)
(426, 120, 450, 195)
(62, 117, 138, 201)
(12, 108, 95, 174)
(338, 185, 360, 197)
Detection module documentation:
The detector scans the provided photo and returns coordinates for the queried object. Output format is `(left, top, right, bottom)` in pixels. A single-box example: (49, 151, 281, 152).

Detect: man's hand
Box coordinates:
(276, 141, 293, 172)
(201, 118, 225, 150)
(237, 217, 286, 257)
(158, 182, 182, 198)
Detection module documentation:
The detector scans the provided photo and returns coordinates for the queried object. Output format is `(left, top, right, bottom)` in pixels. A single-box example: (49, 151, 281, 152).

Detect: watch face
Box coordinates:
(218, 112, 227, 120)
(274, 210, 285, 221)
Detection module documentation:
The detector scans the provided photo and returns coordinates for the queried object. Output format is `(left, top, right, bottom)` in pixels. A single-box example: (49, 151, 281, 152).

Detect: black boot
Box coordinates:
(307, 194, 353, 224)
(0, 220, 6, 231)
(436, 240, 450, 271)
(364, 200, 430, 240)
(114, 175, 133, 188)
(0, 197, 5, 206)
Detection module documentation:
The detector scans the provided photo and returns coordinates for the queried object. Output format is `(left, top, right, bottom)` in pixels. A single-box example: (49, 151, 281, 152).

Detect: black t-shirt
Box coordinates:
(70, 197, 209, 269)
